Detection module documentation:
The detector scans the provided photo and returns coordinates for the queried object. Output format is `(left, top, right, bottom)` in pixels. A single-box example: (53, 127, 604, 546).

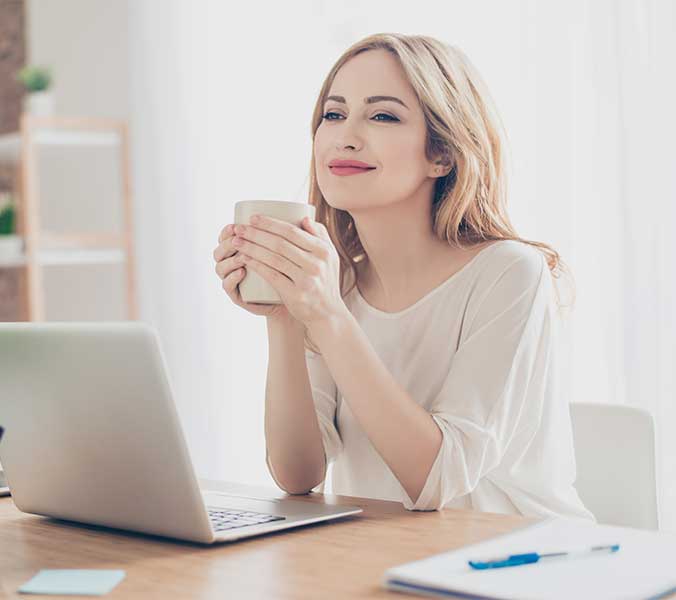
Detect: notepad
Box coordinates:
(383, 517, 676, 600)
(18, 570, 126, 596)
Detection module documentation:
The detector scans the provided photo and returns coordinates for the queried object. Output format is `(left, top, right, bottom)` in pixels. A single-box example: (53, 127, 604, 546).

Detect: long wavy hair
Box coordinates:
(303, 33, 575, 354)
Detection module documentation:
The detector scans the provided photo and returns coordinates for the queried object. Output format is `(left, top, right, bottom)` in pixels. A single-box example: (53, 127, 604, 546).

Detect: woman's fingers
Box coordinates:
(213, 227, 237, 262)
(215, 252, 246, 280)
(222, 265, 246, 297)
(249, 215, 325, 254)
(237, 245, 305, 284)
(218, 224, 233, 244)
(238, 227, 318, 272)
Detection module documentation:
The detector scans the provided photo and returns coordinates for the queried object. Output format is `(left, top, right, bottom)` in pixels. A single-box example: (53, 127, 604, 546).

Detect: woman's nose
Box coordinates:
(336, 142, 357, 151)
(333, 118, 365, 151)
(335, 133, 362, 151)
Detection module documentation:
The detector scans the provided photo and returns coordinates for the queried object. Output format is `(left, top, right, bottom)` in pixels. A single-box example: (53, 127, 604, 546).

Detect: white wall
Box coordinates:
(26, 0, 129, 119)
(127, 1, 340, 487)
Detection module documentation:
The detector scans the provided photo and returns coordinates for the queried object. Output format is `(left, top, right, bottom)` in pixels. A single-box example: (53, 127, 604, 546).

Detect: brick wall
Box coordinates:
(0, 0, 26, 135)
(0, 0, 25, 319)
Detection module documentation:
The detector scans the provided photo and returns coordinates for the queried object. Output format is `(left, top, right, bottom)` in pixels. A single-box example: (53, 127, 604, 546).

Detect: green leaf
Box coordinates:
(0, 205, 15, 235)
(16, 65, 52, 92)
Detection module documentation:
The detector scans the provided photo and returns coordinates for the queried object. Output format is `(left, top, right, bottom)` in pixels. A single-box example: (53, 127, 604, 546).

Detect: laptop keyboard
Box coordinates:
(206, 507, 286, 532)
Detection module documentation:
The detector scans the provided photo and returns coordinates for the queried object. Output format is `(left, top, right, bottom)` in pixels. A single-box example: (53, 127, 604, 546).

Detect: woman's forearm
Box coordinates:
(307, 310, 443, 504)
(264, 315, 327, 494)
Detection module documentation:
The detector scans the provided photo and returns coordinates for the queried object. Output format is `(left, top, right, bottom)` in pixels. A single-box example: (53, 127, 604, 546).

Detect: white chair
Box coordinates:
(569, 402, 660, 530)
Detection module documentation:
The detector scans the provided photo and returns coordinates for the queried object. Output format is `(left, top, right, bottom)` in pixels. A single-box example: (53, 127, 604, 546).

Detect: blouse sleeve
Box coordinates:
(401, 250, 553, 511)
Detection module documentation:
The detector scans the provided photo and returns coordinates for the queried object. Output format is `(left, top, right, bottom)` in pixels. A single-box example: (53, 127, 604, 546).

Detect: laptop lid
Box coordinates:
(0, 321, 215, 543)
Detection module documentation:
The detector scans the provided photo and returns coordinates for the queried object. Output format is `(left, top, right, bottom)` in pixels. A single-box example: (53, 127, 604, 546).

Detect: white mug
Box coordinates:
(234, 200, 316, 304)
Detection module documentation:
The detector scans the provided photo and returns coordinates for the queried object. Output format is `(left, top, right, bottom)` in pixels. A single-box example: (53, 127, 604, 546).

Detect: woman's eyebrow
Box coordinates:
(324, 95, 409, 110)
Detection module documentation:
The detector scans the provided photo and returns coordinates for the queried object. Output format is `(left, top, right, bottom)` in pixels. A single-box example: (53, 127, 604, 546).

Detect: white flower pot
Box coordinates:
(23, 91, 54, 117)
(0, 235, 24, 261)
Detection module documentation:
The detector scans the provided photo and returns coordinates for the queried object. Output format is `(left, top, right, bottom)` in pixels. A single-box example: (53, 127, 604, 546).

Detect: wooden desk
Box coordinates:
(0, 480, 538, 599)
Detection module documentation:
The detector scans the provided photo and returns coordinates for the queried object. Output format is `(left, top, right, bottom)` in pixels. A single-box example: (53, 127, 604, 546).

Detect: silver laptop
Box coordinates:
(0, 321, 362, 544)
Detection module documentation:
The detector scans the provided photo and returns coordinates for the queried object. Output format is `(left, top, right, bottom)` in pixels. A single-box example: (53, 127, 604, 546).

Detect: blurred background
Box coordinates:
(0, 0, 674, 529)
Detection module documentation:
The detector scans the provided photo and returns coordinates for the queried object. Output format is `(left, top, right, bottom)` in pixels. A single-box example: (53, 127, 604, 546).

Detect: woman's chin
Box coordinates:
(322, 195, 371, 211)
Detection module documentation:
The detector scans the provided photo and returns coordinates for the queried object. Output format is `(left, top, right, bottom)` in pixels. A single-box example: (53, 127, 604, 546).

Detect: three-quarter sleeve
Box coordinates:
(305, 347, 344, 468)
(401, 251, 553, 511)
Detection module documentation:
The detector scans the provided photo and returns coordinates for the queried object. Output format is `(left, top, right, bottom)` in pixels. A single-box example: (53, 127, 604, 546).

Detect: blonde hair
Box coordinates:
(303, 33, 574, 353)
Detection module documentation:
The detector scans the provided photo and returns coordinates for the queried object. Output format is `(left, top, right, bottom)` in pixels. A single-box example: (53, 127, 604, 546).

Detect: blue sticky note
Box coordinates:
(18, 570, 126, 596)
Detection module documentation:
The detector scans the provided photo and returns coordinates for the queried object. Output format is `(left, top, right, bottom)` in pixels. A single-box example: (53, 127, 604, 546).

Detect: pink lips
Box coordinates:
(328, 160, 377, 177)
(330, 166, 376, 176)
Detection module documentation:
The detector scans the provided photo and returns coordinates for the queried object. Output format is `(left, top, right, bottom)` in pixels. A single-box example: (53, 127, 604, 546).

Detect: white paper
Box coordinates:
(383, 517, 676, 600)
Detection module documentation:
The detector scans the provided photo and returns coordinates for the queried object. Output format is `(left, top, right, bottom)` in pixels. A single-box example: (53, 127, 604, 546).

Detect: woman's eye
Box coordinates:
(321, 112, 399, 122)
(373, 113, 398, 122)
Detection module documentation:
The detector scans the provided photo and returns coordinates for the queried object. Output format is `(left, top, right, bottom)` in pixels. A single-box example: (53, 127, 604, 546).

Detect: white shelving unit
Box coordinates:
(0, 115, 138, 321)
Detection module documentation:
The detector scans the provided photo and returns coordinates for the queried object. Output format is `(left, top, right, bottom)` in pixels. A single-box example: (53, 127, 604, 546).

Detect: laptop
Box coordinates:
(0, 321, 362, 544)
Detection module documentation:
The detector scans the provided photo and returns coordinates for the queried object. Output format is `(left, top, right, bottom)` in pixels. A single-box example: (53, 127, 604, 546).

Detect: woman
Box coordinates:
(212, 33, 595, 520)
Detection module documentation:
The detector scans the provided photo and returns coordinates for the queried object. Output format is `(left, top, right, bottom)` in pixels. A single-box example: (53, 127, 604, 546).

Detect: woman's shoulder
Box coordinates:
(473, 238, 548, 290)
(481, 238, 547, 265)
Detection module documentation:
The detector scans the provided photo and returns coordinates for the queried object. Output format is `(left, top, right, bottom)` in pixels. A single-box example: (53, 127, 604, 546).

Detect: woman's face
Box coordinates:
(314, 49, 437, 213)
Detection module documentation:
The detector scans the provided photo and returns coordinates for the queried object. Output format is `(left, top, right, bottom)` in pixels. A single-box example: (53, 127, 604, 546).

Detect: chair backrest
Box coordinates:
(569, 402, 659, 529)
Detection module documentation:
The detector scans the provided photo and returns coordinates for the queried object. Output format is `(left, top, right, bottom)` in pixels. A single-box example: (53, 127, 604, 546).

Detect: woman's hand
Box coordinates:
(212, 222, 292, 320)
(230, 214, 348, 329)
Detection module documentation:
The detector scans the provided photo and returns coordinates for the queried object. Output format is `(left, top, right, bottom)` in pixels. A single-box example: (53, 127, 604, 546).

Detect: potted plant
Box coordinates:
(16, 65, 54, 116)
(0, 193, 22, 260)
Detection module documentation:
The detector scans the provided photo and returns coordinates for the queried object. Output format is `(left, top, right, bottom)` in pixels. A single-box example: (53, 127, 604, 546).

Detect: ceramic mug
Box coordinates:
(234, 200, 316, 304)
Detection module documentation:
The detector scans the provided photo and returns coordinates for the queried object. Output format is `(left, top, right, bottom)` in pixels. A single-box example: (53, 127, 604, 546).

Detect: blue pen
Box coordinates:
(468, 544, 620, 570)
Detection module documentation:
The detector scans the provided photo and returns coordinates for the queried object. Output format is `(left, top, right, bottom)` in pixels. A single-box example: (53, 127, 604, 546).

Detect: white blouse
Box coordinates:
(305, 239, 596, 520)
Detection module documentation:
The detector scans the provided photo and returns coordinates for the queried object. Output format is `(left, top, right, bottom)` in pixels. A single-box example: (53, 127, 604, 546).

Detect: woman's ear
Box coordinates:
(430, 150, 453, 177)
(430, 157, 452, 177)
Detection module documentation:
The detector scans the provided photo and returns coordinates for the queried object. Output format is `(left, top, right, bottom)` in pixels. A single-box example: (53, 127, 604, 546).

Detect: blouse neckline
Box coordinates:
(351, 240, 506, 319)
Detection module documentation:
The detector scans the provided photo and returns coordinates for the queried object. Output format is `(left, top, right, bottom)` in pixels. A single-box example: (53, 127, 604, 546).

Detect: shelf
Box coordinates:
(0, 248, 126, 267)
(35, 129, 121, 147)
(0, 130, 121, 164)
(0, 133, 20, 163)
(0, 115, 137, 321)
